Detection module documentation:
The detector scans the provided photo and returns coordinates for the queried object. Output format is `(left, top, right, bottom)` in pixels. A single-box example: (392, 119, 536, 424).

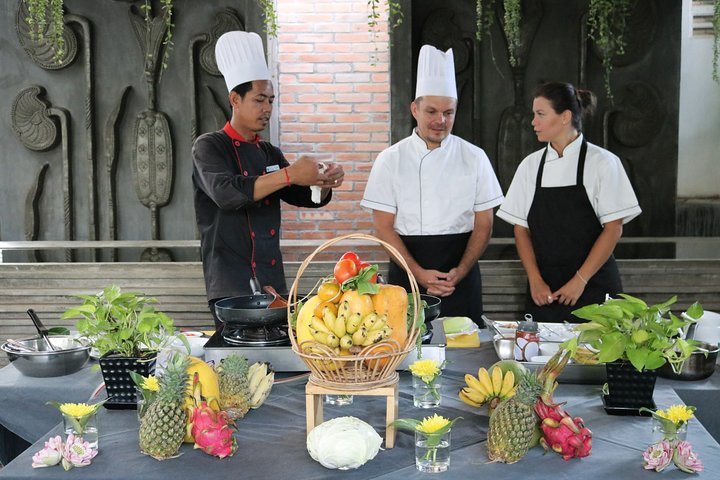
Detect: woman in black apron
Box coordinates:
(497, 82, 641, 323)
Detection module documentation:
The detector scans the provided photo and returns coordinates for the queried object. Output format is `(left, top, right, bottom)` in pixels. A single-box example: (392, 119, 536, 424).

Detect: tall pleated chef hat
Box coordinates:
(215, 31, 270, 92)
(415, 45, 457, 99)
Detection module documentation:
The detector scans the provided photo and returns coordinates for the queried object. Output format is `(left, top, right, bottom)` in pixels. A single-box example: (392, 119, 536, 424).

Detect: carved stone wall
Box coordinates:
(0, 0, 263, 262)
(391, 0, 681, 256)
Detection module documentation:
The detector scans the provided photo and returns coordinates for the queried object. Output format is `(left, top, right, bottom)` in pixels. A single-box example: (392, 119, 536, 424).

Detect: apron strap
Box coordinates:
(576, 139, 588, 185)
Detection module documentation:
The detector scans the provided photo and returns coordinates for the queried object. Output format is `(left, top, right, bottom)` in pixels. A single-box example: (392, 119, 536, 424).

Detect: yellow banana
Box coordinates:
(333, 314, 347, 338)
(464, 373, 490, 398)
(363, 312, 380, 330)
(337, 300, 351, 318)
(459, 388, 483, 407)
(311, 315, 331, 334)
(460, 386, 487, 405)
(351, 327, 367, 345)
(490, 366, 503, 393)
(310, 329, 329, 345)
(325, 333, 340, 348)
(345, 313, 362, 334)
(477, 367, 494, 394)
(322, 308, 337, 331)
(379, 326, 393, 339)
(368, 318, 387, 333)
(362, 329, 384, 346)
(499, 370, 515, 397)
(340, 334, 353, 349)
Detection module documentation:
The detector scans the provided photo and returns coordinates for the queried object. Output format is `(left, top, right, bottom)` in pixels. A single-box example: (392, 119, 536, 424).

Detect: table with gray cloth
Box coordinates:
(0, 335, 718, 479)
(0, 362, 102, 465)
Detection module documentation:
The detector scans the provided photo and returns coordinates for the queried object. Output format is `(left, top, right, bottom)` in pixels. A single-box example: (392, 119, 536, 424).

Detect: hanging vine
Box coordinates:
(587, 0, 633, 100)
(23, 0, 66, 62)
(474, 0, 522, 67)
(139, 0, 175, 72)
(367, 0, 404, 64)
(257, 0, 279, 38)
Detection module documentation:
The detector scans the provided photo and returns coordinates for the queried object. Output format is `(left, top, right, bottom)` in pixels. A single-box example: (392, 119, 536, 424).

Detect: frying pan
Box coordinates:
(214, 295, 288, 327)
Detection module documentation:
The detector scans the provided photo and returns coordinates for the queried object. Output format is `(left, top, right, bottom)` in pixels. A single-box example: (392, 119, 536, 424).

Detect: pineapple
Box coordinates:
(486, 372, 543, 464)
(217, 354, 251, 420)
(139, 353, 190, 460)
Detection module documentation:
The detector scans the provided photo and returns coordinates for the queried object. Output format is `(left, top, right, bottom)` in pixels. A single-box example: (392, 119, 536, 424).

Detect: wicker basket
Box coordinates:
(287, 234, 421, 390)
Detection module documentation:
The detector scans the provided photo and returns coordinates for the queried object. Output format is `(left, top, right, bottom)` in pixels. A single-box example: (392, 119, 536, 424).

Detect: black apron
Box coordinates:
(525, 139, 622, 323)
(388, 232, 484, 326)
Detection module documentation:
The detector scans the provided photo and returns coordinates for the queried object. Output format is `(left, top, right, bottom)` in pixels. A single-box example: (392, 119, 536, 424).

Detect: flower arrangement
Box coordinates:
(640, 404, 704, 474)
(48, 400, 106, 439)
(32, 434, 97, 471)
(393, 414, 461, 468)
(130, 371, 160, 419)
(409, 359, 444, 405)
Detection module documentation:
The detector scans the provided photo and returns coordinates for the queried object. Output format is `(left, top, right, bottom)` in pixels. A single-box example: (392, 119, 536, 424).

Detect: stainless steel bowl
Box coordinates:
(658, 341, 719, 381)
(493, 335, 515, 360)
(1, 336, 90, 377)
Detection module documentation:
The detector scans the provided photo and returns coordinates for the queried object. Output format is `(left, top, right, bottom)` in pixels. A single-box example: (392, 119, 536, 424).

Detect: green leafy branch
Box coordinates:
(587, 0, 633, 101)
(257, 0, 279, 38)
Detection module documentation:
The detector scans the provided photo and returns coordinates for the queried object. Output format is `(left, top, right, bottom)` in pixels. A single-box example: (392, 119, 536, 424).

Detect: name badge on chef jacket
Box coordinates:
(266, 164, 280, 173)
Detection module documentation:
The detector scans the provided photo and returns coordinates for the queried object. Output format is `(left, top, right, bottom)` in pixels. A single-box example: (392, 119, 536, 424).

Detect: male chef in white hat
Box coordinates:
(361, 45, 503, 326)
(192, 31, 345, 328)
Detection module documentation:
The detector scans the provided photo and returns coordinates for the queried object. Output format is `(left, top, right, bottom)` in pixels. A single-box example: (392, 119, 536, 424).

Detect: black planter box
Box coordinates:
(603, 361, 657, 415)
(98, 354, 157, 409)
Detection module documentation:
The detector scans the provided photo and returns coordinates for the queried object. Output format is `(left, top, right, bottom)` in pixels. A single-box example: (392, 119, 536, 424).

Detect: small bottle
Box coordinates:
(514, 314, 540, 361)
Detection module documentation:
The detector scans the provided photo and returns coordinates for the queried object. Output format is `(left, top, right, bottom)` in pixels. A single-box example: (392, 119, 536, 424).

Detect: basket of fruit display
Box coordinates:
(288, 234, 421, 390)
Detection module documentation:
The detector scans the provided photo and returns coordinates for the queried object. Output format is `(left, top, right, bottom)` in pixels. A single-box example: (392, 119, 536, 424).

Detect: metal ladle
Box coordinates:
(26, 309, 57, 351)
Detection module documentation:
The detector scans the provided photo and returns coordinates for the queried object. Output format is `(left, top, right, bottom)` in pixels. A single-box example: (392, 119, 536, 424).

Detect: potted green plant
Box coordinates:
(562, 294, 703, 413)
(62, 285, 183, 408)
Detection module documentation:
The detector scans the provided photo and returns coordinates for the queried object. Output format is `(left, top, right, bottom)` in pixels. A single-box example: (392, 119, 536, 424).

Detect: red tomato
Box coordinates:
(334, 259, 358, 284)
(358, 262, 378, 283)
(340, 251, 362, 269)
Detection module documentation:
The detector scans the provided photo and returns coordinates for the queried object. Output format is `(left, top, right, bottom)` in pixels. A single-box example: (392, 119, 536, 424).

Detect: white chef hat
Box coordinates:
(215, 31, 270, 92)
(415, 45, 457, 99)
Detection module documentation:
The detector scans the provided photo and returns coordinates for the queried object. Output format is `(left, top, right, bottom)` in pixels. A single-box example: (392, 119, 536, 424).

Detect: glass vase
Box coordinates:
(652, 419, 688, 444)
(413, 376, 442, 408)
(62, 412, 98, 450)
(415, 429, 451, 473)
(324, 394, 354, 406)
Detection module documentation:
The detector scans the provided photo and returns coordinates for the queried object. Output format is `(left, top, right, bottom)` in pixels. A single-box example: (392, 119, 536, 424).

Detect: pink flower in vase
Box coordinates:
(673, 440, 704, 473)
(61, 433, 97, 471)
(642, 440, 673, 472)
(31, 435, 63, 468)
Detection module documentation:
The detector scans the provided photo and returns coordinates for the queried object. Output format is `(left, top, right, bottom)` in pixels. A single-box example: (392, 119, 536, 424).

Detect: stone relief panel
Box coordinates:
(1, 0, 265, 262)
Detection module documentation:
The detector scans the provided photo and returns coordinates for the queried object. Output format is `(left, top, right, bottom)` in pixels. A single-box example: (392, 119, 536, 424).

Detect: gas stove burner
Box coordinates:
(220, 324, 290, 347)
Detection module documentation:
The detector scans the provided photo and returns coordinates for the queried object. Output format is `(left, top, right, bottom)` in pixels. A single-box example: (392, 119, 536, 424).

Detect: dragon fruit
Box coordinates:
(533, 351, 592, 460)
(187, 373, 238, 459)
(535, 401, 592, 460)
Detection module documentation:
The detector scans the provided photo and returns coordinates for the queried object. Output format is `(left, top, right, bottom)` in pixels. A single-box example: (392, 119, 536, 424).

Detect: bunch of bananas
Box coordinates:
(459, 366, 517, 411)
(247, 362, 274, 409)
(309, 301, 393, 350)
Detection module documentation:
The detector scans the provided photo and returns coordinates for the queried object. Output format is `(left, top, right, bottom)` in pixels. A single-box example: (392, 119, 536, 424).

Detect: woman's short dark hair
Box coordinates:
(533, 82, 596, 131)
(231, 81, 254, 98)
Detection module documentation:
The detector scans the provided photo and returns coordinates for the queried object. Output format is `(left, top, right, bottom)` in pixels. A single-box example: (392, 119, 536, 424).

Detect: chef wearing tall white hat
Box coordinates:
(361, 45, 503, 326)
(192, 31, 345, 328)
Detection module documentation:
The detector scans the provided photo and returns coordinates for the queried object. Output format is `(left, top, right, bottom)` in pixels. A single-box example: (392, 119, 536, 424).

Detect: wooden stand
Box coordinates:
(305, 380, 399, 448)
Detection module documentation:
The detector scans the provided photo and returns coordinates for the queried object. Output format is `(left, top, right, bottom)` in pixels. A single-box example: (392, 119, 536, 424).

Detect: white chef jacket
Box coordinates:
(361, 130, 504, 235)
(496, 134, 641, 229)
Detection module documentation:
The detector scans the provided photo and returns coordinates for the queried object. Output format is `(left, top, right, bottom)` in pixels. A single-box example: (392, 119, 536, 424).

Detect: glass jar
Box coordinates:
(324, 394, 354, 406)
(652, 419, 688, 443)
(413, 375, 442, 409)
(415, 428, 451, 473)
(62, 412, 98, 450)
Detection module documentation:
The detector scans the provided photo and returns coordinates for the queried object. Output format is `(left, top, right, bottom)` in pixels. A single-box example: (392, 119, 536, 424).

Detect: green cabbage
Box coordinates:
(307, 416, 382, 469)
